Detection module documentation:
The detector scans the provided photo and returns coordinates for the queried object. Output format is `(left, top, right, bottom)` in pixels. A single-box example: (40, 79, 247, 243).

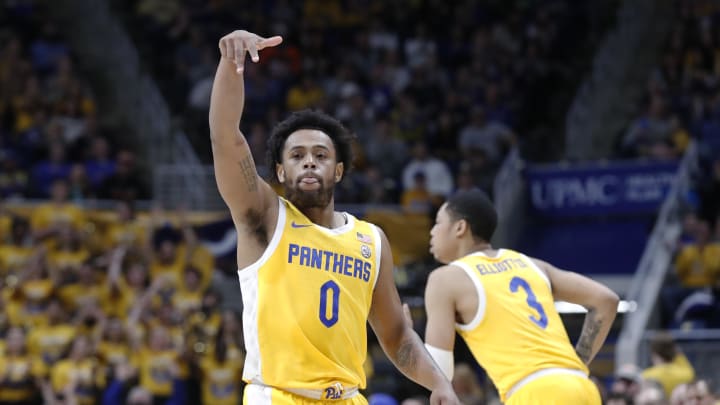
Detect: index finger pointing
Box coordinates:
(257, 35, 283, 50)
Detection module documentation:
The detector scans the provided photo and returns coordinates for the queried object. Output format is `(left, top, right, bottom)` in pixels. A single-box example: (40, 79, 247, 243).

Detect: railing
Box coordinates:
(492, 147, 526, 248)
(615, 142, 698, 369)
(152, 126, 219, 210)
(41, 0, 174, 166)
(564, 0, 674, 160)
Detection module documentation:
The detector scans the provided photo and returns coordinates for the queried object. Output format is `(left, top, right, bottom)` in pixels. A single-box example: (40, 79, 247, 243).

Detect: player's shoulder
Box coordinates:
(428, 263, 470, 287)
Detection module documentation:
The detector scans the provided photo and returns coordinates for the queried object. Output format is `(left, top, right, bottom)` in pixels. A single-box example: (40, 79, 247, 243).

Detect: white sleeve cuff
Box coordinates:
(425, 344, 454, 380)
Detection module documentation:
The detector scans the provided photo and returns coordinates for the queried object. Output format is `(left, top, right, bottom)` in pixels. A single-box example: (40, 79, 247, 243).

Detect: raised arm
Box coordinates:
(209, 30, 282, 222)
(368, 229, 459, 405)
(533, 258, 619, 364)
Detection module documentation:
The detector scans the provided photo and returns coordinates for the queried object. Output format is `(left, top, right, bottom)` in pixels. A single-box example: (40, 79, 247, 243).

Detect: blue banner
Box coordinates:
(526, 160, 679, 217)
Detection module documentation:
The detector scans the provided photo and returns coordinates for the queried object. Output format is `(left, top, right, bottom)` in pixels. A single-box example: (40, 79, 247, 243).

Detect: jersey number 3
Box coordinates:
(319, 280, 340, 327)
(509, 276, 548, 329)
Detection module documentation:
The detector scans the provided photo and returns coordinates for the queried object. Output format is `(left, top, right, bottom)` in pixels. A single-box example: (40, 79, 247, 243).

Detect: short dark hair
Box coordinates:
(649, 332, 677, 362)
(445, 189, 497, 242)
(266, 109, 355, 182)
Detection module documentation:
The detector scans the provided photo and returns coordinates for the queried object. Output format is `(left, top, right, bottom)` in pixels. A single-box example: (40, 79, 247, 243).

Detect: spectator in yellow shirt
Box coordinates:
(196, 331, 244, 405)
(97, 317, 132, 371)
(401, 171, 435, 216)
(104, 246, 149, 319)
(0, 327, 45, 403)
(661, 219, 720, 326)
(131, 326, 184, 402)
(27, 297, 76, 369)
(58, 260, 105, 313)
(31, 179, 86, 241)
(171, 266, 204, 317)
(0, 216, 34, 276)
(641, 332, 695, 398)
(0, 200, 11, 240)
(12, 254, 56, 328)
(48, 224, 89, 278)
(103, 200, 146, 250)
(674, 220, 720, 288)
(50, 334, 105, 405)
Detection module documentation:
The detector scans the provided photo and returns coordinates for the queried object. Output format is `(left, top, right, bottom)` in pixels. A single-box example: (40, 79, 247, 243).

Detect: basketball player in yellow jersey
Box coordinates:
(209, 29, 459, 405)
(419, 190, 620, 404)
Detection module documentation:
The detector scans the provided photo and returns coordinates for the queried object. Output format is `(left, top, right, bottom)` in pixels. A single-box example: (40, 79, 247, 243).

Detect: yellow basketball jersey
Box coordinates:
(239, 197, 381, 394)
(453, 249, 588, 402)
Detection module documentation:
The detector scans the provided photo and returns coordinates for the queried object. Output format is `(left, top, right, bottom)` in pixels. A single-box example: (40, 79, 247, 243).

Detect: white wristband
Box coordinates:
(425, 344, 454, 380)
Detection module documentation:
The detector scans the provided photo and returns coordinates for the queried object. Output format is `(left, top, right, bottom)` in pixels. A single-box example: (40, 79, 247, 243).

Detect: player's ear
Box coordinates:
(334, 162, 344, 183)
(276, 164, 285, 183)
(455, 219, 469, 237)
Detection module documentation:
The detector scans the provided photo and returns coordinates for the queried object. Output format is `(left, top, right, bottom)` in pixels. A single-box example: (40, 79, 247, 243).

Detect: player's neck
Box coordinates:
(301, 201, 344, 228)
(459, 239, 493, 258)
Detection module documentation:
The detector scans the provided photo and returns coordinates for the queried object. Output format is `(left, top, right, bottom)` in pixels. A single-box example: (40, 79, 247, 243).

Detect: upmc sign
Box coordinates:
(526, 161, 679, 217)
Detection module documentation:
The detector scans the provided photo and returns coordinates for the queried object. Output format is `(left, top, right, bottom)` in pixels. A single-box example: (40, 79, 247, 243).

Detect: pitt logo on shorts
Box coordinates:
(324, 382, 344, 400)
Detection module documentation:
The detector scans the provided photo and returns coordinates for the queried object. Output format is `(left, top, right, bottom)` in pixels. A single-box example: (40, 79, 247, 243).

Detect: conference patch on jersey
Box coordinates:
(360, 244, 371, 259)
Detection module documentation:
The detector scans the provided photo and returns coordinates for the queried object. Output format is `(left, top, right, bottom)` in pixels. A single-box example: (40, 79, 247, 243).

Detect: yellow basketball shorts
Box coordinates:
(506, 373, 602, 405)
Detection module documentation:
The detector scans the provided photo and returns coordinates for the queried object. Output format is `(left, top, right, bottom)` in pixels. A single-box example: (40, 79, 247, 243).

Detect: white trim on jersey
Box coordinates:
(471, 248, 506, 258)
(452, 261, 487, 331)
(370, 224, 382, 292)
(244, 384, 273, 404)
(311, 211, 356, 236)
(521, 253, 552, 290)
(237, 197, 287, 384)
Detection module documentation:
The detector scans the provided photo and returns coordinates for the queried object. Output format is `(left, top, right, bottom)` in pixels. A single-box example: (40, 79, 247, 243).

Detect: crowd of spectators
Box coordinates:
(0, 3, 150, 202)
(641, 0, 720, 332)
(4, 0, 720, 404)
(606, 333, 720, 405)
(0, 184, 241, 405)
(615, 2, 720, 403)
(0, 2, 239, 405)
(115, 0, 599, 213)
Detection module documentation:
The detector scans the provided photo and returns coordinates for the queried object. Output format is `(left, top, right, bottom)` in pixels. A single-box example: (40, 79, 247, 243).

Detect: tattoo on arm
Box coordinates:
(238, 155, 258, 192)
(396, 338, 418, 370)
(576, 308, 601, 363)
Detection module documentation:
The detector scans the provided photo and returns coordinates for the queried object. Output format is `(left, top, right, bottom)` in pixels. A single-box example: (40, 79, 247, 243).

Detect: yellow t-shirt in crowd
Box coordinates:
(0, 215, 10, 240)
(172, 287, 203, 316)
(104, 221, 146, 249)
(186, 311, 222, 342)
(31, 203, 85, 231)
(400, 188, 434, 214)
(18, 279, 54, 327)
(0, 245, 33, 275)
(674, 243, 720, 288)
(642, 354, 696, 398)
(132, 348, 184, 397)
(103, 279, 143, 319)
(50, 358, 105, 405)
(48, 249, 90, 272)
(58, 282, 106, 311)
(199, 354, 244, 405)
(27, 323, 77, 368)
(0, 354, 46, 402)
(97, 341, 131, 368)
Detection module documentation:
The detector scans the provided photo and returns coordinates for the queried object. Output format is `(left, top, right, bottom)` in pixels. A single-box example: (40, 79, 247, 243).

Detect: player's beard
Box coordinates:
(284, 179, 334, 210)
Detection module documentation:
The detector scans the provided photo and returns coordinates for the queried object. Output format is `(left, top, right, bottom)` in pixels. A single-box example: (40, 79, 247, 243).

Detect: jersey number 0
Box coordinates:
(319, 280, 340, 327)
